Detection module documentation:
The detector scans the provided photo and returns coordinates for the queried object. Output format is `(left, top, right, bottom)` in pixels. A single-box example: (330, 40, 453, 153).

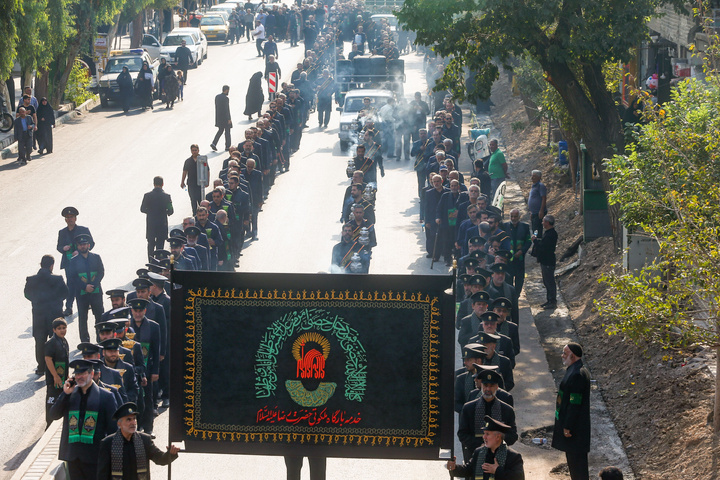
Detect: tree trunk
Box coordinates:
(131, 13, 144, 48)
(106, 14, 122, 54)
(715, 344, 720, 433)
(50, 41, 81, 109)
(35, 68, 49, 100)
(542, 59, 624, 249)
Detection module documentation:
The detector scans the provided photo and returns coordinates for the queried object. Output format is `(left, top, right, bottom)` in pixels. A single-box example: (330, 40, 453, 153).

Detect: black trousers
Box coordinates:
(256, 38, 264, 55)
(531, 213, 544, 237)
(212, 124, 232, 150)
(76, 293, 104, 343)
(159, 358, 170, 400)
(425, 222, 437, 255)
(67, 459, 97, 480)
(317, 98, 331, 126)
(17, 132, 33, 161)
(566, 451, 589, 480)
(188, 187, 202, 215)
(33, 310, 55, 370)
(284, 456, 326, 480)
(508, 258, 526, 295)
(63, 270, 75, 310)
(146, 234, 165, 261)
(541, 264, 556, 303)
(140, 380, 155, 433)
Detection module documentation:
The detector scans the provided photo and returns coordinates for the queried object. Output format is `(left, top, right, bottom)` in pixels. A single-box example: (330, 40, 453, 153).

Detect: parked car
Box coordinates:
(94, 49, 159, 108)
(160, 28, 208, 67)
(141, 34, 162, 61)
(200, 14, 230, 43)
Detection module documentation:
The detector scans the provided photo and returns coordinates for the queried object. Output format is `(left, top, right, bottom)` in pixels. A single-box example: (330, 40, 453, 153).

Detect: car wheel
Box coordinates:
(100, 94, 109, 108)
(204, 48, 208, 60)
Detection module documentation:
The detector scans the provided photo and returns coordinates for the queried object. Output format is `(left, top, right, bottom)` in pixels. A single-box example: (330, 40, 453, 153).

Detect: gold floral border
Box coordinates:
(182, 288, 442, 448)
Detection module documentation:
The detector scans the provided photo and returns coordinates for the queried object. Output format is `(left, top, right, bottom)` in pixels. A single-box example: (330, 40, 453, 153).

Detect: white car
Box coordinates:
(160, 29, 208, 68)
(338, 89, 394, 150)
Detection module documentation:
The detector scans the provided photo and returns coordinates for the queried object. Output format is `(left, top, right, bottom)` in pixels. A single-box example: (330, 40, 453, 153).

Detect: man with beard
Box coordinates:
(342, 183, 375, 225)
(97, 402, 180, 480)
(454, 343, 486, 414)
(552, 343, 591, 480)
(458, 291, 489, 348)
(458, 369, 518, 456)
(57, 206, 93, 317)
(100, 338, 138, 405)
(501, 208, 532, 294)
(68, 234, 104, 343)
(127, 298, 161, 437)
(347, 204, 377, 248)
(485, 263, 519, 325)
(469, 312, 516, 369)
(195, 207, 224, 270)
(331, 223, 370, 273)
(49, 359, 117, 480)
(447, 416, 524, 480)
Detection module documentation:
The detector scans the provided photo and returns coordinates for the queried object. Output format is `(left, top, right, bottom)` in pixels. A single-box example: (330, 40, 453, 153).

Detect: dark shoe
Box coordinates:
(35, 368, 44, 376)
(210, 144, 217, 151)
(161, 399, 170, 408)
(425, 254, 433, 258)
(63, 308, 73, 316)
(153, 409, 159, 417)
(539, 301, 549, 308)
(38, 149, 44, 155)
(543, 303, 557, 310)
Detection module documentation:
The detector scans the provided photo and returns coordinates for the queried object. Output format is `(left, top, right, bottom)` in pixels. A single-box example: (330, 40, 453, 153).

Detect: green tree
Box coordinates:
(0, 0, 21, 82)
(48, 0, 125, 107)
(396, 0, 686, 246)
(596, 75, 720, 433)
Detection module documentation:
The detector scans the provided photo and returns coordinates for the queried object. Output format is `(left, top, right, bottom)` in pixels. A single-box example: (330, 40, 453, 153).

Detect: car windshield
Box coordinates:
(105, 57, 144, 73)
(344, 96, 388, 113)
(163, 35, 195, 46)
(201, 16, 225, 25)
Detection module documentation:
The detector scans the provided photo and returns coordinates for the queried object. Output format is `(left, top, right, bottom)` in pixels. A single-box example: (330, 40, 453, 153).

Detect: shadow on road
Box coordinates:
(2, 440, 39, 473)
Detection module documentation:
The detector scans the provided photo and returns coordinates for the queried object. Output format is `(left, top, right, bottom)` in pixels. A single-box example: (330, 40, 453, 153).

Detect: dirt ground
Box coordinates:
(486, 74, 719, 479)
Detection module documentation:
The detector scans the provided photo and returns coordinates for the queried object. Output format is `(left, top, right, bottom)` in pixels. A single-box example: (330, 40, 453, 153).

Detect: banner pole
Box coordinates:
(168, 254, 175, 480)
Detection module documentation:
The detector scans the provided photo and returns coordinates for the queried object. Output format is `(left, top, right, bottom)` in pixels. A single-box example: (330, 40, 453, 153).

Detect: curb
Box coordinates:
(10, 421, 63, 480)
(1, 96, 99, 160)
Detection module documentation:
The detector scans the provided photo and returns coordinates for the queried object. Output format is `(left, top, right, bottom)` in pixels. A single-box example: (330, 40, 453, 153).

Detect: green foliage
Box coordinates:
(598, 76, 720, 351)
(64, 60, 95, 106)
(0, 0, 21, 80)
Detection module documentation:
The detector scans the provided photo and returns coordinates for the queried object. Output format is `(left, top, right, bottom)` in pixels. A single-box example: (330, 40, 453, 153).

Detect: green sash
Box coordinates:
(555, 389, 563, 419)
(448, 207, 458, 227)
(68, 410, 98, 444)
(141, 342, 150, 366)
(55, 361, 67, 382)
(77, 272, 99, 295)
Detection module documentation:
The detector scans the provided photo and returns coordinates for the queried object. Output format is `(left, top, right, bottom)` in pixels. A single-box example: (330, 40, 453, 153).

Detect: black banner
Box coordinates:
(169, 271, 455, 459)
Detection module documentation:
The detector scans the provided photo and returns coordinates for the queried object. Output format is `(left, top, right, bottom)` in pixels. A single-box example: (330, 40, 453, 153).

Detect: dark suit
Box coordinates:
(459, 396, 517, 451)
(450, 444, 525, 479)
(140, 187, 173, 260)
(212, 92, 232, 149)
(552, 359, 591, 480)
(49, 383, 118, 480)
(533, 227, 558, 304)
(68, 252, 105, 342)
(14, 115, 34, 162)
(97, 431, 177, 480)
(24, 267, 68, 370)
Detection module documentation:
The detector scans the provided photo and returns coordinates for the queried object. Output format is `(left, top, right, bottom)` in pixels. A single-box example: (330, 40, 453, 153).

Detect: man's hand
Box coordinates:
(208, 238, 216, 246)
(53, 374, 63, 389)
(514, 250, 522, 258)
(159, 355, 165, 362)
(85, 284, 95, 293)
(63, 378, 76, 395)
(151, 374, 159, 382)
(435, 219, 441, 225)
(446, 456, 457, 471)
(168, 445, 181, 455)
(482, 459, 499, 474)
(564, 428, 572, 437)
(180, 181, 186, 189)
(141, 377, 148, 387)
(63, 245, 71, 252)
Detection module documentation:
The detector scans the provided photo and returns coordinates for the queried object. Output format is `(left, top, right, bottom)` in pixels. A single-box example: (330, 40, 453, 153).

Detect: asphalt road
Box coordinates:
(0, 26, 448, 479)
